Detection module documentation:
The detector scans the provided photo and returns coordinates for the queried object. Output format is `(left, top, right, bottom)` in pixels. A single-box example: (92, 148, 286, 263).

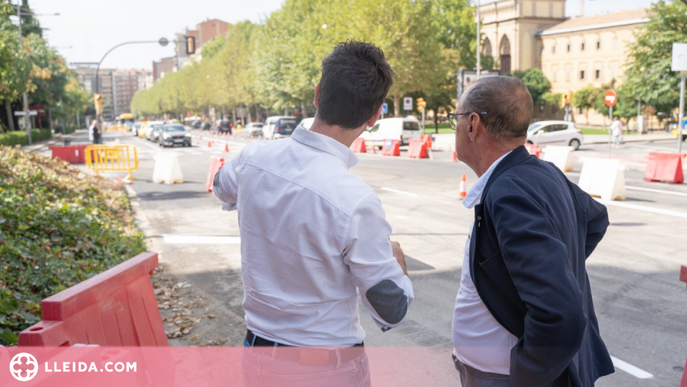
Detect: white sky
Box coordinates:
(28, 0, 657, 71)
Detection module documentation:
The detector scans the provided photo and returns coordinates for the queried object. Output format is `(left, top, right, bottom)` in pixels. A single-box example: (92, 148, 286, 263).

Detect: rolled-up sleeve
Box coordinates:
(343, 194, 414, 331)
(213, 156, 240, 211)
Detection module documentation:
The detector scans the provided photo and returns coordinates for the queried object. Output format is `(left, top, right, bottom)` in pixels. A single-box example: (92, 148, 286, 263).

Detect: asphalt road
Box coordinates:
(71, 129, 687, 386)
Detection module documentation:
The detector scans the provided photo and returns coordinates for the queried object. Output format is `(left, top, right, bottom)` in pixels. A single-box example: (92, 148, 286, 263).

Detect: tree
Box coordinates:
(625, 0, 687, 113)
(0, 5, 31, 132)
(513, 69, 551, 106)
(572, 85, 597, 124)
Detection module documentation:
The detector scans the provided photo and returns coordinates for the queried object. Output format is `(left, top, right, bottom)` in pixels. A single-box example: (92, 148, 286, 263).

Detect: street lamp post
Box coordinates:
(476, 0, 481, 79)
(94, 38, 169, 122)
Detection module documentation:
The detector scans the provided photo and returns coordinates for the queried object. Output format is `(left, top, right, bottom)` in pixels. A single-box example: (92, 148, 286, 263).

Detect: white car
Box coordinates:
(526, 120, 584, 150)
(299, 117, 315, 130)
(144, 121, 164, 141)
(360, 116, 422, 148)
(245, 122, 264, 138)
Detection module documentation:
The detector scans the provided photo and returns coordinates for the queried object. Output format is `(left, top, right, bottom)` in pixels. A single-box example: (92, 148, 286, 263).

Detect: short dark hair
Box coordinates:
(317, 41, 394, 129)
(460, 76, 533, 139)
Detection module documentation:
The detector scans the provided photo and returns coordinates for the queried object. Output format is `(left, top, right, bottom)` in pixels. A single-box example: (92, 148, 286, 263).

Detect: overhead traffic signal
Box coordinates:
(416, 97, 427, 112)
(185, 36, 196, 55)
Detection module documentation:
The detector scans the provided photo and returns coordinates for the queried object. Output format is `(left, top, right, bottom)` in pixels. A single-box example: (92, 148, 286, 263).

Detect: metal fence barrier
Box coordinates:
(85, 145, 138, 180)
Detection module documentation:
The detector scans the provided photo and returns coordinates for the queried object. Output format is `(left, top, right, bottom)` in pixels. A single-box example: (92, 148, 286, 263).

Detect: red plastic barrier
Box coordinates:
(525, 144, 542, 159)
(18, 252, 167, 347)
(681, 266, 687, 387)
(644, 152, 685, 184)
(49, 145, 89, 164)
(206, 156, 225, 192)
(407, 139, 428, 159)
(381, 139, 400, 157)
(350, 138, 367, 153)
(421, 134, 432, 150)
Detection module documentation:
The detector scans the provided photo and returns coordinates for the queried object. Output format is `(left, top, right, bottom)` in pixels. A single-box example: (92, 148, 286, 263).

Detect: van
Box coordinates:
(360, 116, 422, 148)
(263, 116, 298, 139)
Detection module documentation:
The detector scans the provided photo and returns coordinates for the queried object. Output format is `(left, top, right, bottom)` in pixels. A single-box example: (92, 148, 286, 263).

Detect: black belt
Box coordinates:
(246, 330, 365, 367)
(452, 354, 510, 381)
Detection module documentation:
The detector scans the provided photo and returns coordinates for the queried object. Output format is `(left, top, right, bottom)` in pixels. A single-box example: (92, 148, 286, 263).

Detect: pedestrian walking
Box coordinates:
(89, 120, 101, 144)
(448, 76, 614, 387)
(213, 41, 412, 386)
(611, 118, 624, 146)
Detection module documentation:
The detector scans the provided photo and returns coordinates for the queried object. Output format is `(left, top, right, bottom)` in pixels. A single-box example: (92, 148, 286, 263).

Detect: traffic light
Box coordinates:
(185, 36, 196, 55)
(416, 97, 427, 112)
(93, 94, 103, 115)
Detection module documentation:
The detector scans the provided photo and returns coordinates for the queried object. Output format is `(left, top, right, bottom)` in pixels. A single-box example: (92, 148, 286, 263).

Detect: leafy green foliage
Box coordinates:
(0, 128, 50, 146)
(513, 69, 551, 105)
(0, 148, 146, 345)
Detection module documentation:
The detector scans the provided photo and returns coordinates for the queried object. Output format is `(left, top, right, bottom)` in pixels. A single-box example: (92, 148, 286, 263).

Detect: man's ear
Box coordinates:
(365, 105, 383, 128)
(313, 83, 321, 108)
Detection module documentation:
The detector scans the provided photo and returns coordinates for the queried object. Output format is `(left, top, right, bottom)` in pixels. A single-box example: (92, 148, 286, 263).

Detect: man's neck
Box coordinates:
(473, 143, 520, 177)
(309, 118, 362, 148)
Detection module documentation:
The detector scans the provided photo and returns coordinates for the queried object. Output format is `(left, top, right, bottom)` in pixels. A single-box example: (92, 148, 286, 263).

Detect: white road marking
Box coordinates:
(162, 234, 241, 245)
(598, 199, 687, 219)
(611, 356, 654, 379)
(381, 187, 419, 197)
(626, 185, 687, 198)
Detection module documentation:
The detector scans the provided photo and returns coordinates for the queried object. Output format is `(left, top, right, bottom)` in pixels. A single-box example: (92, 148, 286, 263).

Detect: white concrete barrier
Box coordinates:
(542, 146, 574, 172)
(431, 134, 455, 151)
(153, 153, 184, 185)
(578, 157, 626, 201)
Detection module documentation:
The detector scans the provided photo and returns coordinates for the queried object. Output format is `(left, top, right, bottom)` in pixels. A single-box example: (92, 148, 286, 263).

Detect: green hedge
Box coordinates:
(0, 129, 52, 146)
(0, 148, 146, 345)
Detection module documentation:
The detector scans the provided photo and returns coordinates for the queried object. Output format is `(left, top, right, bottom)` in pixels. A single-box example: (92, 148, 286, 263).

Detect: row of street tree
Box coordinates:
(0, 1, 90, 133)
(131, 0, 478, 122)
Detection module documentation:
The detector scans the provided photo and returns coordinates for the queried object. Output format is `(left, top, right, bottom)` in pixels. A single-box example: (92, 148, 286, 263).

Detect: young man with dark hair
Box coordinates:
(214, 41, 413, 386)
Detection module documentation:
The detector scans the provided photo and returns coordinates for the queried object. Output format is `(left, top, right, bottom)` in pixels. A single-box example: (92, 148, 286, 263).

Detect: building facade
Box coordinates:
(112, 69, 153, 117)
(478, 0, 649, 126)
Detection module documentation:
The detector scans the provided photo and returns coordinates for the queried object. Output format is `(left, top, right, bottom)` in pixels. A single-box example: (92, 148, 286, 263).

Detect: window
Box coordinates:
(595, 69, 601, 79)
(552, 65, 559, 82)
(581, 42, 586, 51)
(403, 121, 420, 131)
(580, 70, 586, 80)
(565, 64, 572, 82)
(567, 43, 571, 52)
(552, 45, 556, 54)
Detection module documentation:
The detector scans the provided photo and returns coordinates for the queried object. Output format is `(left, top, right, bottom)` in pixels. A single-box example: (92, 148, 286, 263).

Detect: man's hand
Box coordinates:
(390, 240, 408, 276)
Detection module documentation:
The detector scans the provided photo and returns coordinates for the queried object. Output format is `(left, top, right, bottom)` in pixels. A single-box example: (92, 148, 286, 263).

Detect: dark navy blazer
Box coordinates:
(469, 146, 614, 387)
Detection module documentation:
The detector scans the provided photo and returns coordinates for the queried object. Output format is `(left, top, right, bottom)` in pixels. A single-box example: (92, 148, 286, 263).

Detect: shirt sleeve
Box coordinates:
(343, 194, 414, 331)
(212, 155, 240, 211)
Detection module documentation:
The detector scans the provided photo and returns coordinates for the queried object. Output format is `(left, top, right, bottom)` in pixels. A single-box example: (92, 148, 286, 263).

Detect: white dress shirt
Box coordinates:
(214, 127, 414, 347)
(453, 151, 517, 374)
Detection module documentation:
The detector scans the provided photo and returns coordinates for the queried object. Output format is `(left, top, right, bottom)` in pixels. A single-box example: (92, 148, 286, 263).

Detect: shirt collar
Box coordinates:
(463, 151, 512, 209)
(290, 126, 359, 169)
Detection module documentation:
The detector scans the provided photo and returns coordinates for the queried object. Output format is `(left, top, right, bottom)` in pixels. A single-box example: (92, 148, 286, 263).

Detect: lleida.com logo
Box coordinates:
(9, 352, 39, 382)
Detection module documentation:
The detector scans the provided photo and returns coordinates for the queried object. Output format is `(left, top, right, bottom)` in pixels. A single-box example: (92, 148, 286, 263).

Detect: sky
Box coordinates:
(26, 0, 658, 71)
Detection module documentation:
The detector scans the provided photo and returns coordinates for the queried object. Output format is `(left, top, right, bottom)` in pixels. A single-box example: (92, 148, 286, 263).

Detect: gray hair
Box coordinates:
(459, 76, 533, 139)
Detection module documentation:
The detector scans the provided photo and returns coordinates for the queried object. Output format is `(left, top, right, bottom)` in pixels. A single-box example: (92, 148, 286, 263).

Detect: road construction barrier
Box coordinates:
(49, 144, 89, 164)
(153, 153, 184, 185)
(681, 266, 687, 387)
(382, 139, 401, 157)
(421, 134, 432, 150)
(577, 158, 626, 201)
(644, 152, 685, 184)
(206, 156, 225, 192)
(452, 151, 458, 162)
(459, 173, 467, 200)
(85, 145, 138, 180)
(18, 252, 167, 347)
(350, 138, 367, 153)
(407, 139, 428, 159)
(525, 144, 542, 158)
(541, 145, 574, 172)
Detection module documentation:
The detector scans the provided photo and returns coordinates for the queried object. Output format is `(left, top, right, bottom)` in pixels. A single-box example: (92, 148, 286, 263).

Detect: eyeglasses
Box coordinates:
(447, 112, 487, 130)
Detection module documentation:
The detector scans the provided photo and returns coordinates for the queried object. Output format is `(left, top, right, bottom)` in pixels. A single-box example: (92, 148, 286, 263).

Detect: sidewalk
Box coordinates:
(20, 129, 89, 154)
(584, 132, 674, 144)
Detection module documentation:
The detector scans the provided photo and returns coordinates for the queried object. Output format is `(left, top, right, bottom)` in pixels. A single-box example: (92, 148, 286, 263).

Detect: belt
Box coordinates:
(452, 354, 510, 381)
(246, 330, 365, 367)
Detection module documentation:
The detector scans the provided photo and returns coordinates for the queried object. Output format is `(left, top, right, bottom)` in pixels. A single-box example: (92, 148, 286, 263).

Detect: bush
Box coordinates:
(0, 129, 52, 146)
(0, 148, 146, 345)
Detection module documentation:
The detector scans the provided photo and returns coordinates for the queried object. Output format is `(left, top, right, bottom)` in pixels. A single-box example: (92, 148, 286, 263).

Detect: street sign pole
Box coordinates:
(678, 71, 685, 154)
(608, 105, 613, 157)
(421, 108, 425, 134)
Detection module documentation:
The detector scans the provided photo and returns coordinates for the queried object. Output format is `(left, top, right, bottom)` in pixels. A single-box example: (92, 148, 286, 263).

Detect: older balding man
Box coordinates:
(449, 76, 614, 387)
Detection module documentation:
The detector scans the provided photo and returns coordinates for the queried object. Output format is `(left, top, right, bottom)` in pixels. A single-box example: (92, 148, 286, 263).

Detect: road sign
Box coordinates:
(382, 103, 388, 114)
(14, 111, 37, 116)
(604, 90, 617, 108)
(672, 43, 687, 72)
(403, 97, 412, 111)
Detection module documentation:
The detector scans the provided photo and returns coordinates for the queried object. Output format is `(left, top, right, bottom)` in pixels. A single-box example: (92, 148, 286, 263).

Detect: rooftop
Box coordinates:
(542, 8, 648, 35)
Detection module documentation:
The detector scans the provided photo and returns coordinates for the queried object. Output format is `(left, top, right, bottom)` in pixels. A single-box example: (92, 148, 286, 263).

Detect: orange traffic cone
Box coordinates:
(452, 151, 458, 162)
(224, 143, 229, 152)
(371, 146, 376, 154)
(459, 173, 467, 200)
(208, 141, 212, 148)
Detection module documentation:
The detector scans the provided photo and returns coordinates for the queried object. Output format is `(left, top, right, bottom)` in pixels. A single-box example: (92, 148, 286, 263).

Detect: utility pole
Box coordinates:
(17, 1, 32, 144)
(476, 0, 481, 79)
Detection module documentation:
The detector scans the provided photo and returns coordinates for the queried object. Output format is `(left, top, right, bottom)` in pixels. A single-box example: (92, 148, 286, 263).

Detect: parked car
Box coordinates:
(191, 121, 202, 129)
(263, 116, 298, 139)
(299, 117, 315, 130)
(158, 124, 191, 147)
(526, 120, 584, 150)
(144, 121, 164, 140)
(213, 119, 233, 134)
(245, 122, 264, 138)
(360, 116, 422, 148)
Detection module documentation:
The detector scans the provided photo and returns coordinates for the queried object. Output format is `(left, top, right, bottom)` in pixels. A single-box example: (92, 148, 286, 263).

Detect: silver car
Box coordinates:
(526, 120, 584, 150)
